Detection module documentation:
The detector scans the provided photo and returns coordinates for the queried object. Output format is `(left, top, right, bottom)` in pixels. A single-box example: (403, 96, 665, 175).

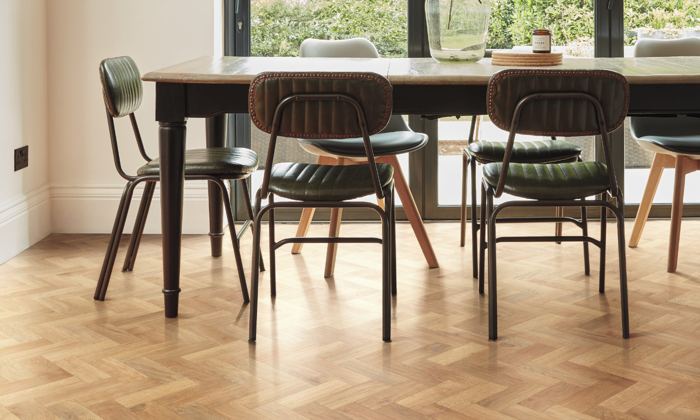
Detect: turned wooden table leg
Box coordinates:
(159, 121, 187, 318)
(206, 115, 226, 257)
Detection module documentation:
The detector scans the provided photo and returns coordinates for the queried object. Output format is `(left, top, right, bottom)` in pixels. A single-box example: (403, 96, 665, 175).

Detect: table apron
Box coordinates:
(155, 82, 700, 121)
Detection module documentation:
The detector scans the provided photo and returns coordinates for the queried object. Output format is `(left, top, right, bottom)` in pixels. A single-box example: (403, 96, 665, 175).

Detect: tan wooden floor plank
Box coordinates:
(0, 221, 699, 418)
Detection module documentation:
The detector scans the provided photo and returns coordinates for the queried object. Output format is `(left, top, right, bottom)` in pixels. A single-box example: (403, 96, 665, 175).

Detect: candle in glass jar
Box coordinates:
(532, 29, 551, 53)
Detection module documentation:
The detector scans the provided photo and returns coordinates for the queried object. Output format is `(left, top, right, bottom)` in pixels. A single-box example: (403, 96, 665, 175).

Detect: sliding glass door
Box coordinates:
(228, 0, 631, 221)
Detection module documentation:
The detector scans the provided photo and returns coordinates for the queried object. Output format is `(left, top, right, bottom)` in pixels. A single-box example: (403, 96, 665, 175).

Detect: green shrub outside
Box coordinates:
(252, 0, 700, 57)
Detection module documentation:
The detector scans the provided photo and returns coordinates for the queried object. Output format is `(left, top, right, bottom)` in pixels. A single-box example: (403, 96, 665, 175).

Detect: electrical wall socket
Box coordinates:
(14, 146, 28, 171)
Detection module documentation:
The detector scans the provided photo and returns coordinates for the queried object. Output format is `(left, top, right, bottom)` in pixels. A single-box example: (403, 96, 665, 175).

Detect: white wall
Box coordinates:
(47, 0, 220, 234)
(0, 0, 52, 264)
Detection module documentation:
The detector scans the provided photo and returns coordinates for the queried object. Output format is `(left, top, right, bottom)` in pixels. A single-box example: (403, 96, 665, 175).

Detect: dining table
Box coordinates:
(142, 55, 700, 318)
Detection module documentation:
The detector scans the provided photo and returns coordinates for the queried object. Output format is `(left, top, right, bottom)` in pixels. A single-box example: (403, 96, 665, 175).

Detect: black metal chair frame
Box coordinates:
(94, 107, 262, 303)
(461, 117, 588, 281)
(480, 91, 630, 341)
(248, 93, 396, 343)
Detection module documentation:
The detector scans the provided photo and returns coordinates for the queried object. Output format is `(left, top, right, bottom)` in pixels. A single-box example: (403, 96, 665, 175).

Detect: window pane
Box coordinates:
(487, 0, 594, 57)
(249, 1, 409, 203)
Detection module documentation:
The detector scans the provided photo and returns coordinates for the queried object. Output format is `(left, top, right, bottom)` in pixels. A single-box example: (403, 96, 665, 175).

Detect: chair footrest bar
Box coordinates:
(274, 236, 382, 250)
(236, 220, 253, 241)
(494, 217, 584, 229)
(495, 235, 602, 247)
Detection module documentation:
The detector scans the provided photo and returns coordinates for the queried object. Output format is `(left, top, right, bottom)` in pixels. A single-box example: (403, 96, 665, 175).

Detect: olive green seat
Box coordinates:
(482, 161, 609, 200)
(480, 69, 631, 342)
(137, 147, 258, 177)
(467, 139, 581, 164)
(460, 129, 583, 281)
(268, 162, 394, 202)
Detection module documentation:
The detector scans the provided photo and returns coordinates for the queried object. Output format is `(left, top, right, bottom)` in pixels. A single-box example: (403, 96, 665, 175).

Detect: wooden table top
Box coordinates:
(143, 56, 700, 86)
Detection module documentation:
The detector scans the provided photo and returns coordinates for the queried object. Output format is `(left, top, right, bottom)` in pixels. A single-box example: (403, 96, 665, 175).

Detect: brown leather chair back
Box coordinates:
(249, 72, 392, 139)
(99, 56, 143, 118)
(487, 69, 629, 137)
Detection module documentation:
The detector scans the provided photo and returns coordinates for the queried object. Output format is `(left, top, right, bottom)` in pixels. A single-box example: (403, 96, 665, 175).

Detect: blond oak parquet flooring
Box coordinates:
(1, 220, 700, 419)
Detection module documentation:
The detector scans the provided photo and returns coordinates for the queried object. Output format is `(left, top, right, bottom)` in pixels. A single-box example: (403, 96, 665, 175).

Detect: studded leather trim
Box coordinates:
(248, 72, 393, 139)
(487, 69, 630, 137)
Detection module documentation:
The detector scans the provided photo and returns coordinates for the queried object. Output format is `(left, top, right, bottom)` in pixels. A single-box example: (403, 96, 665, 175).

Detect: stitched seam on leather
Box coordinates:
(249, 72, 392, 138)
(487, 69, 630, 136)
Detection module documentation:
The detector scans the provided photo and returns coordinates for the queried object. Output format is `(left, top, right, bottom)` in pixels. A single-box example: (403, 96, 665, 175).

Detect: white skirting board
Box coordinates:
(50, 181, 227, 235)
(0, 185, 53, 265)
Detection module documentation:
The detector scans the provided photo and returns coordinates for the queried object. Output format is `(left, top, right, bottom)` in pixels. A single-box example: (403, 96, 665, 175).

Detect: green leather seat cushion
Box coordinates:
(467, 140, 581, 164)
(483, 161, 610, 200)
(138, 147, 258, 178)
(297, 131, 428, 158)
(268, 162, 394, 201)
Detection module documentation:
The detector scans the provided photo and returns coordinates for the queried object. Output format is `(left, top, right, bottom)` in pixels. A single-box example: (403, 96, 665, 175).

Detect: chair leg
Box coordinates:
(95, 182, 137, 301)
(581, 198, 590, 276)
(555, 207, 563, 244)
(629, 153, 670, 248)
(214, 179, 250, 303)
(471, 157, 479, 279)
(269, 194, 276, 296)
(241, 178, 265, 272)
(382, 187, 394, 342)
(324, 208, 343, 278)
(291, 208, 315, 254)
(389, 186, 397, 296)
(122, 182, 155, 272)
(613, 191, 630, 339)
(479, 181, 487, 294)
(381, 155, 439, 268)
(600, 194, 608, 293)
(249, 191, 264, 342)
(461, 153, 468, 247)
(668, 156, 689, 273)
(291, 156, 337, 254)
(486, 187, 497, 340)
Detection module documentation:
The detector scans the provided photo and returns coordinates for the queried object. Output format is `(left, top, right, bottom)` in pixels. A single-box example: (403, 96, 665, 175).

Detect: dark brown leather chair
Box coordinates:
(480, 69, 631, 340)
(247, 72, 396, 342)
(95, 56, 261, 303)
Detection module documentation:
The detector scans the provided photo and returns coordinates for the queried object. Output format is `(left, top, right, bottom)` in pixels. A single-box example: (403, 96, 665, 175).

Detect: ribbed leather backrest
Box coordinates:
(99, 56, 143, 118)
(488, 69, 629, 136)
(249, 72, 392, 139)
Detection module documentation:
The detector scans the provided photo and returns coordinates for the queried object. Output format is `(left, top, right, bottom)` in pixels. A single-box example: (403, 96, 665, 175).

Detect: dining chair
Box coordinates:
(480, 69, 630, 340)
(95, 56, 261, 303)
(460, 112, 584, 280)
(628, 37, 700, 273)
(290, 38, 435, 278)
(247, 71, 396, 342)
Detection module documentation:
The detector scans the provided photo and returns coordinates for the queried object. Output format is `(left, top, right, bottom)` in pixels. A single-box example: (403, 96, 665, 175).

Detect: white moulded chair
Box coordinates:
(628, 37, 700, 272)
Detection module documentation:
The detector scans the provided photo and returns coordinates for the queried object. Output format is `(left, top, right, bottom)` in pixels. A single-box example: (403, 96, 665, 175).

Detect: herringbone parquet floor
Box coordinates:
(1, 219, 700, 419)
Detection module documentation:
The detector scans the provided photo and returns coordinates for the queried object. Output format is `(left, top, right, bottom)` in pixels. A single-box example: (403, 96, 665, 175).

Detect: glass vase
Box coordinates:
(425, 0, 490, 62)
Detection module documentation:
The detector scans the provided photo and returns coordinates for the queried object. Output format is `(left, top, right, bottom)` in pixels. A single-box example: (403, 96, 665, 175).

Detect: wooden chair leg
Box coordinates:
(291, 156, 337, 254)
(668, 155, 694, 273)
(629, 153, 673, 248)
(380, 155, 439, 268)
(325, 208, 343, 278)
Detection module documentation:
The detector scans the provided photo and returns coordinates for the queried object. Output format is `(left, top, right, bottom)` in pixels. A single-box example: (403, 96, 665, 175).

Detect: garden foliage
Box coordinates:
(251, 0, 700, 57)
